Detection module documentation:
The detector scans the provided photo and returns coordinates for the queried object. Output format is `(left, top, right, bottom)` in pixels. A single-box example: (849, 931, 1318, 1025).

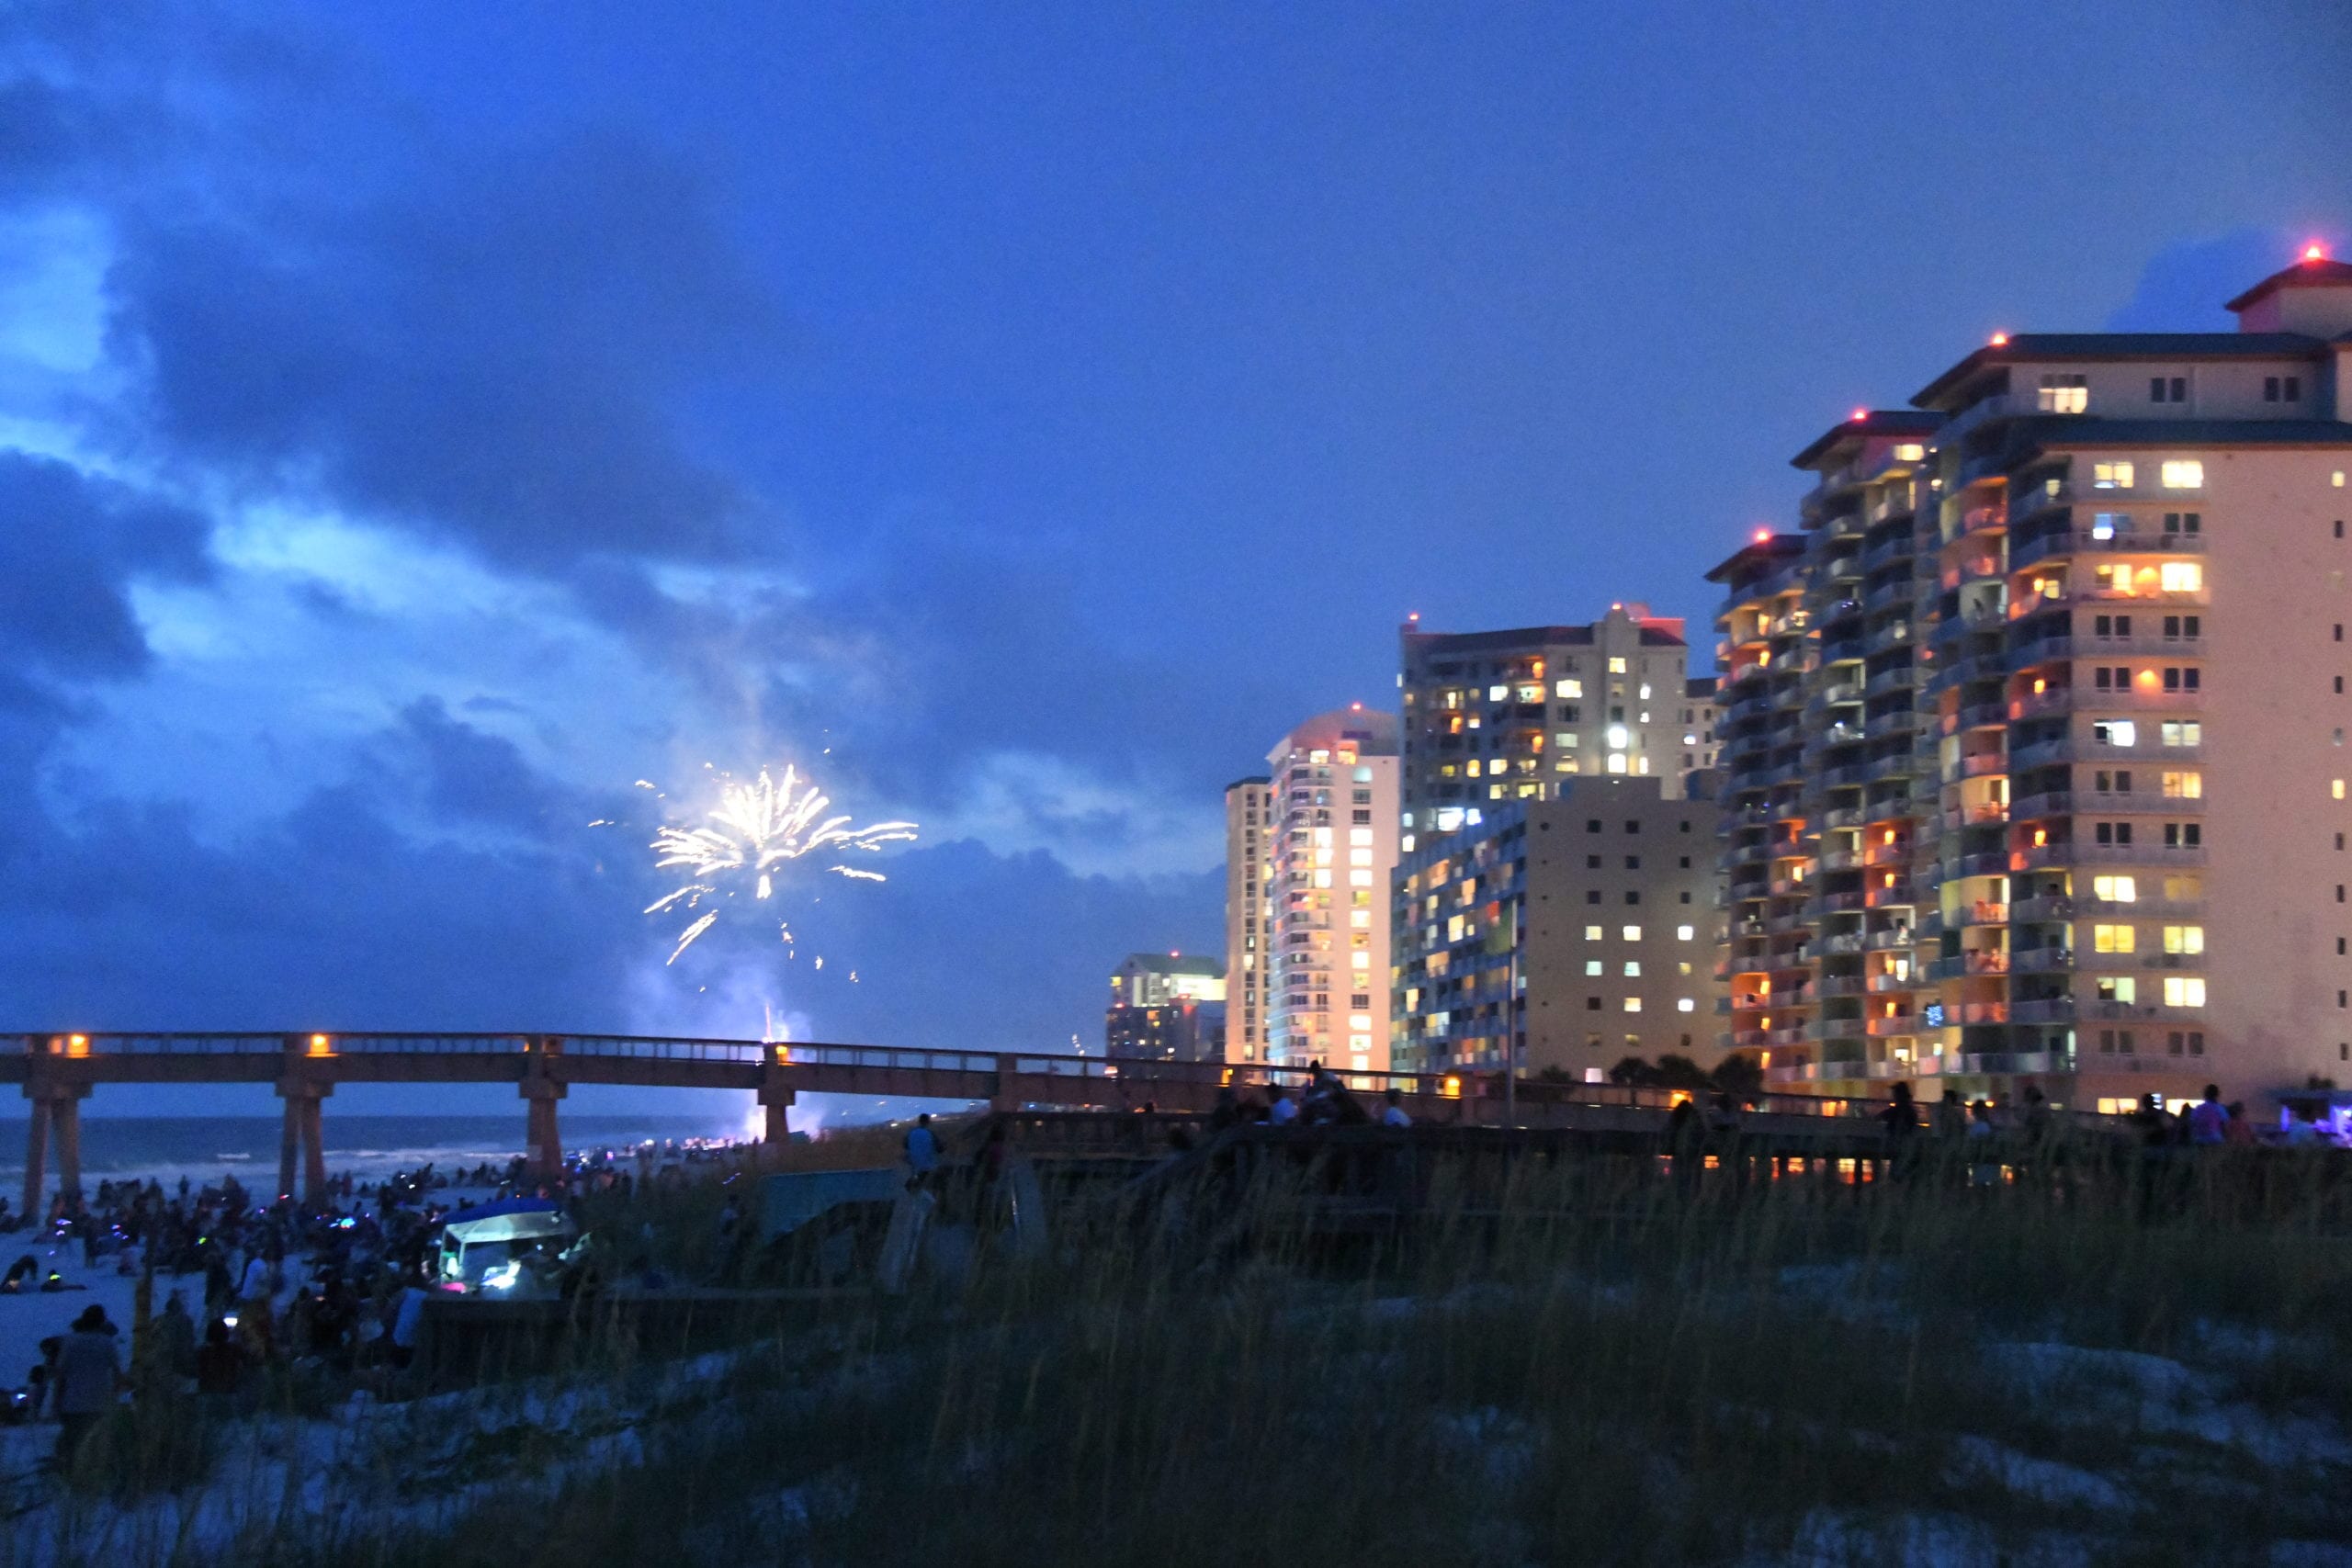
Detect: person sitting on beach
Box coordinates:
(1, 1254, 37, 1293)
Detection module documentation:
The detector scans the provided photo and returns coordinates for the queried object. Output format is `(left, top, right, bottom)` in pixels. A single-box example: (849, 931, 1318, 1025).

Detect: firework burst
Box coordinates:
(644, 765, 917, 963)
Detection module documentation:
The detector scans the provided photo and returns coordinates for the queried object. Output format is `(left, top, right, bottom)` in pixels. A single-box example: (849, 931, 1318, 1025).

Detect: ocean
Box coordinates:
(0, 1113, 749, 1192)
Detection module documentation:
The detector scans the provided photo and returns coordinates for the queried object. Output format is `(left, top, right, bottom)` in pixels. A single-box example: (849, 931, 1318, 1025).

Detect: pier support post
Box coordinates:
(758, 1055, 797, 1144)
(274, 1078, 334, 1205)
(521, 1036, 566, 1182)
(48, 1089, 87, 1208)
(277, 1035, 337, 1207)
(20, 1089, 46, 1224)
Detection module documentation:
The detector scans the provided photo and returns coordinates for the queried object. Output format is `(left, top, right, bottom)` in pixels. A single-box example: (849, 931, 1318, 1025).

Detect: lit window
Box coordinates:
(1608, 657, 1628, 674)
(1585, 925, 1603, 941)
(1585, 960, 1603, 976)
(2093, 923, 2136, 953)
(2097, 976, 2138, 1004)
(1622, 925, 1642, 942)
(2094, 461, 2134, 490)
(1623, 961, 1642, 977)
(1677, 998, 1695, 1012)
(2161, 771, 2202, 799)
(1606, 754, 1629, 774)
(1638, 683, 1653, 700)
(2163, 976, 2206, 1008)
(1555, 679, 1583, 699)
(2038, 374, 2088, 414)
(2096, 720, 2137, 748)
(2160, 460, 2203, 490)
(1606, 725, 1629, 750)
(1488, 684, 1509, 702)
(2163, 925, 2204, 954)
(1623, 997, 1642, 1013)
(1676, 924, 1695, 941)
(1349, 870, 1373, 886)
(1894, 443, 1926, 461)
(2159, 721, 2202, 748)
(2159, 562, 2202, 593)
(1349, 827, 1374, 845)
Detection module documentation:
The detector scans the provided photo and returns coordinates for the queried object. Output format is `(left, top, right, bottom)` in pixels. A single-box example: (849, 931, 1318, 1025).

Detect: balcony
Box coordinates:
(2013, 528, 2211, 572)
(2007, 480, 2073, 525)
(1861, 533, 1917, 572)
(1954, 502, 2008, 538)
(1948, 751, 2007, 781)
(1944, 700, 2006, 734)
(1864, 578, 1917, 615)
(1928, 951, 2010, 981)
(1865, 1012, 1920, 1038)
(1865, 926, 1918, 951)
(2010, 895, 2073, 922)
(2064, 842, 2207, 868)
(1951, 901, 2011, 929)
(1942, 801, 2009, 832)
(2009, 946, 2075, 975)
(1939, 554, 2006, 591)
(2011, 685, 2202, 721)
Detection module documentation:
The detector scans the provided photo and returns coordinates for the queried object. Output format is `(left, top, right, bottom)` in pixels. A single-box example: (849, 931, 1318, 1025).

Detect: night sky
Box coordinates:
(0, 2, 2345, 1114)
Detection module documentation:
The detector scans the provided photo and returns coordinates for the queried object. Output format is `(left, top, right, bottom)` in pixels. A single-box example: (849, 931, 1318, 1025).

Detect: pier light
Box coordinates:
(308, 1032, 333, 1056)
(1441, 1075, 1462, 1099)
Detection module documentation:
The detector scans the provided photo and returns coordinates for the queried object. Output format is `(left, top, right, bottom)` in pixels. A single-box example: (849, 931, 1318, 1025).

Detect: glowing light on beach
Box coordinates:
(646, 764, 917, 964)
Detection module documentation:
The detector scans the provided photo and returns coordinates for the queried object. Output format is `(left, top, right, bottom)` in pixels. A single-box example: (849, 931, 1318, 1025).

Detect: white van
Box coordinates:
(435, 1208, 580, 1295)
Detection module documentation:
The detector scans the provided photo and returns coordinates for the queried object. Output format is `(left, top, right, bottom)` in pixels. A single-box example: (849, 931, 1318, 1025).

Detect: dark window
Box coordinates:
(1586, 997, 1602, 1011)
(1587, 890, 1601, 905)
(1624, 891, 1640, 906)
(1624, 820, 1640, 834)
(1587, 854, 1602, 869)
(1624, 856, 1641, 870)
(1587, 819, 1602, 833)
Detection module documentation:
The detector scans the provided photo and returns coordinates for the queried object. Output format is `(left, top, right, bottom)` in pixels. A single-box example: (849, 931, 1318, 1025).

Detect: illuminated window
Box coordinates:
(1623, 997, 1642, 1013)
(2097, 976, 2137, 1004)
(2163, 925, 2204, 954)
(2159, 721, 2202, 748)
(1677, 998, 1696, 1012)
(1606, 754, 1629, 774)
(1623, 961, 1642, 977)
(2038, 374, 2088, 413)
(1894, 443, 1926, 461)
(2093, 923, 2136, 953)
(1488, 684, 1509, 702)
(1622, 925, 1642, 942)
(2093, 461, 2134, 491)
(2159, 562, 2202, 593)
(1515, 683, 1543, 702)
(1585, 960, 1603, 976)
(2161, 771, 2201, 799)
(1676, 924, 1695, 941)
(1349, 827, 1374, 845)
(2160, 460, 2203, 490)
(1555, 679, 1583, 699)
(1606, 725, 1629, 750)
(2163, 976, 2206, 1008)
(1584, 925, 1602, 941)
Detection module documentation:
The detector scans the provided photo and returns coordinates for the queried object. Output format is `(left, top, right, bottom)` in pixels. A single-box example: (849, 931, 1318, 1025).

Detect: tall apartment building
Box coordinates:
(1713, 248, 2352, 1111)
(1248, 707, 1401, 1072)
(1104, 953, 1227, 1062)
(1399, 605, 1709, 845)
(1392, 779, 1723, 1077)
(1222, 775, 1274, 1060)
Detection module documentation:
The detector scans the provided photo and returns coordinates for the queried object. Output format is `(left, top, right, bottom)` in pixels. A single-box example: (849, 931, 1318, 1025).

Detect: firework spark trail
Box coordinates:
(646, 764, 917, 963)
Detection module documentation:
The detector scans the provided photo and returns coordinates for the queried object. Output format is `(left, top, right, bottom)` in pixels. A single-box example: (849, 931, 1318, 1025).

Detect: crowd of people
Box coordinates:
(1, 1137, 719, 1472)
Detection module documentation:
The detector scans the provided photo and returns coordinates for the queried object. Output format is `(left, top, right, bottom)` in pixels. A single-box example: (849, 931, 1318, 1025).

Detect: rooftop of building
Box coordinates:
(2224, 254, 2352, 313)
(1788, 410, 1945, 469)
(1224, 773, 1272, 793)
(1702, 532, 1806, 584)
(1272, 705, 1400, 758)
(1402, 604, 1688, 654)
(1117, 953, 1227, 978)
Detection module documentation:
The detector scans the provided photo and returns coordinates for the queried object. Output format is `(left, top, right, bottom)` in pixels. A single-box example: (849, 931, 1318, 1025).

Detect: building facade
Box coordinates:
(1713, 250, 2352, 1111)
(1222, 775, 1274, 1061)
(1104, 953, 1227, 1062)
(1393, 778, 1723, 1077)
(1398, 605, 1709, 846)
(1253, 707, 1401, 1071)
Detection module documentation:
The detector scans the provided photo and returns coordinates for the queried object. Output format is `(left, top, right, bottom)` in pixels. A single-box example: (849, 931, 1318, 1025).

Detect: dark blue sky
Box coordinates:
(0, 1, 2345, 1114)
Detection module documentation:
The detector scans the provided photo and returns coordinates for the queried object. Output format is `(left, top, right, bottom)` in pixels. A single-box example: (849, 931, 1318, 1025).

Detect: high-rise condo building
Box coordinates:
(1222, 775, 1274, 1060)
(1392, 778, 1724, 1077)
(1399, 605, 1712, 846)
(1104, 953, 1227, 1062)
(1713, 248, 2352, 1111)
(1242, 707, 1401, 1071)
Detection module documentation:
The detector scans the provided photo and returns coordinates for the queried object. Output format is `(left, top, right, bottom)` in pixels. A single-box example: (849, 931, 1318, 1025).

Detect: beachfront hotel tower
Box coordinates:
(1238, 708, 1401, 1072)
(1398, 606, 1717, 846)
(1712, 248, 2352, 1111)
(1222, 775, 1274, 1060)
